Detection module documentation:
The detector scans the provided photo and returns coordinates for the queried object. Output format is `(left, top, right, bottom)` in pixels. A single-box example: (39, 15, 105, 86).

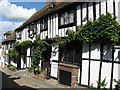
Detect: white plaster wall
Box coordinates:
(11, 61, 17, 67)
(51, 15, 53, 38)
(107, 0, 113, 14)
(61, 28, 64, 37)
(103, 45, 112, 61)
(101, 1, 106, 14)
(81, 60, 89, 86)
(58, 29, 61, 37)
(77, 5, 81, 26)
(56, 14, 59, 36)
(21, 55, 24, 68)
(50, 62, 58, 78)
(118, 0, 120, 24)
(91, 43, 100, 60)
(114, 47, 120, 62)
(27, 47, 31, 67)
(53, 14, 56, 38)
(82, 43, 89, 58)
(90, 61, 100, 87)
(82, 3, 87, 25)
(113, 63, 120, 88)
(48, 16, 51, 38)
(88, 2, 93, 20)
(96, 2, 100, 19)
(101, 62, 112, 88)
(78, 68, 80, 84)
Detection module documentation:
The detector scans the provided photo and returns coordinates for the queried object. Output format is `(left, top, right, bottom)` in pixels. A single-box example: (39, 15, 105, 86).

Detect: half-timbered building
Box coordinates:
(2, 31, 16, 67)
(14, 0, 120, 88)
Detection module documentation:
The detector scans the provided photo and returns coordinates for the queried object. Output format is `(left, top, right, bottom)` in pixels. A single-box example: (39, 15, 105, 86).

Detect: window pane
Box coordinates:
(60, 15, 64, 25)
(34, 23, 37, 33)
(64, 12, 69, 24)
(40, 21, 43, 30)
(69, 11, 74, 23)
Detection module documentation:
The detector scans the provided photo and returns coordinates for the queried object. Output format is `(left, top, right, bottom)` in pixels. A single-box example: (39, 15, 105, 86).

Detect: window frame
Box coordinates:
(40, 18, 48, 31)
(58, 8, 75, 28)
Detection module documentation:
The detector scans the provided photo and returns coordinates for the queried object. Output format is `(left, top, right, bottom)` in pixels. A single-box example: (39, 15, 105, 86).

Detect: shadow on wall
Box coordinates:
(103, 45, 112, 61)
(2, 72, 37, 90)
(115, 51, 120, 62)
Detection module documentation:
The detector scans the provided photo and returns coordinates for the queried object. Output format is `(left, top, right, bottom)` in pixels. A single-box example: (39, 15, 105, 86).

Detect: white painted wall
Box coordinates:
(91, 43, 100, 60)
(27, 47, 31, 67)
(82, 43, 89, 58)
(88, 2, 94, 20)
(96, 2, 100, 19)
(50, 46, 59, 78)
(11, 61, 17, 67)
(101, 62, 112, 88)
(90, 61, 100, 87)
(82, 3, 87, 25)
(50, 62, 58, 78)
(113, 63, 120, 88)
(81, 60, 89, 85)
(101, 1, 106, 14)
(103, 45, 112, 61)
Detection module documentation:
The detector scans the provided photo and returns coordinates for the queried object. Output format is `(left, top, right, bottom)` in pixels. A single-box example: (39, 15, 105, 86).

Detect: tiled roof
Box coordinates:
(2, 31, 15, 44)
(15, 2, 74, 31)
(4, 31, 13, 35)
(0, 43, 2, 48)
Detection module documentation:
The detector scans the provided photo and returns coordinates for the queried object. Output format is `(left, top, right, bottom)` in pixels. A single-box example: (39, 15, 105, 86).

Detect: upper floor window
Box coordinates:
(40, 18, 48, 31)
(59, 9, 75, 26)
(16, 31, 21, 39)
(28, 23, 37, 38)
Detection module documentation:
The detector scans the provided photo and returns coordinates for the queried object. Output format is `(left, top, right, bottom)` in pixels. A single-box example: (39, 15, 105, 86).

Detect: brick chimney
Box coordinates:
(46, 0, 62, 7)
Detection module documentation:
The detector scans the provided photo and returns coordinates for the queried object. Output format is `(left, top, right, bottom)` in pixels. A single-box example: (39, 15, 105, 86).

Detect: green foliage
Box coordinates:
(113, 79, 120, 90)
(32, 39, 45, 71)
(88, 83, 97, 89)
(20, 40, 32, 47)
(53, 13, 120, 46)
(97, 77, 108, 89)
(14, 40, 32, 47)
(7, 64, 12, 68)
(27, 67, 34, 73)
(14, 41, 20, 48)
(32, 47, 42, 69)
(76, 13, 120, 44)
(8, 48, 19, 58)
(7, 64, 17, 71)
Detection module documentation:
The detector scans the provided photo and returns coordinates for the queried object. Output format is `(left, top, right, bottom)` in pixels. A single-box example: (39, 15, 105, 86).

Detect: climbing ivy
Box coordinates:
(77, 13, 120, 44)
(32, 35, 45, 70)
(53, 13, 120, 46)
(14, 40, 32, 47)
(8, 48, 19, 58)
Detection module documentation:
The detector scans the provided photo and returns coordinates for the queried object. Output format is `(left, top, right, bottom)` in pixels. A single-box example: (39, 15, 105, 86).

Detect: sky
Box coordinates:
(0, 0, 46, 42)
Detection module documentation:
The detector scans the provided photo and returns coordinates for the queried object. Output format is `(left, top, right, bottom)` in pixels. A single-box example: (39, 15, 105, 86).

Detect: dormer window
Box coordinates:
(17, 31, 21, 39)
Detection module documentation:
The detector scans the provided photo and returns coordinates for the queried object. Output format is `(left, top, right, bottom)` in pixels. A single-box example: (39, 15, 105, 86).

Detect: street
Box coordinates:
(1, 68, 65, 89)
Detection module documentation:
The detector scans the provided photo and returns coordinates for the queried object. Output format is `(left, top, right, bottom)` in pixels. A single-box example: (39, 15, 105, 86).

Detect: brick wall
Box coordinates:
(58, 63, 79, 86)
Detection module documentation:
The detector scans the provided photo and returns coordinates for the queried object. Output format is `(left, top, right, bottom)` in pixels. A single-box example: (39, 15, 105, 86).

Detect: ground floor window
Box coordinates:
(59, 42, 81, 65)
